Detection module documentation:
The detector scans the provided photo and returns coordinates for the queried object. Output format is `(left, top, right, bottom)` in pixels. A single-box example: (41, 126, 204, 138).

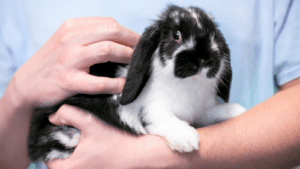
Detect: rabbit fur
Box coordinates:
(27, 5, 246, 161)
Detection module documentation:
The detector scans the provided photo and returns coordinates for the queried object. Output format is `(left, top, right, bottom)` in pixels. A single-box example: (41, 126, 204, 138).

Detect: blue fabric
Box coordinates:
(0, 0, 33, 97)
(0, 0, 300, 168)
(274, 0, 300, 86)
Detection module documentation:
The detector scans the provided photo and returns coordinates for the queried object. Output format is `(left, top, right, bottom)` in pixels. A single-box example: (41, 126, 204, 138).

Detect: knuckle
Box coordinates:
(56, 106, 67, 120)
(98, 42, 112, 56)
(106, 17, 118, 25)
(61, 19, 76, 30)
(58, 19, 79, 44)
(106, 18, 121, 35)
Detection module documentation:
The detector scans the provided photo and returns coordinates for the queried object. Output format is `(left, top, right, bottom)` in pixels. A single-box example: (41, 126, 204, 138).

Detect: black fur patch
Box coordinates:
(119, 25, 160, 105)
(28, 63, 138, 161)
(28, 5, 233, 162)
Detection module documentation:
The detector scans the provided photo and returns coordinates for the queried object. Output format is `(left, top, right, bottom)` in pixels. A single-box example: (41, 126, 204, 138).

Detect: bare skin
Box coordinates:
(0, 17, 139, 169)
(47, 78, 300, 169)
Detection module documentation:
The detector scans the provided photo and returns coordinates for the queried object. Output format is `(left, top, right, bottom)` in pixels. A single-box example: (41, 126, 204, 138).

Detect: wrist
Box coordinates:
(2, 75, 34, 114)
(0, 79, 32, 168)
(131, 135, 196, 169)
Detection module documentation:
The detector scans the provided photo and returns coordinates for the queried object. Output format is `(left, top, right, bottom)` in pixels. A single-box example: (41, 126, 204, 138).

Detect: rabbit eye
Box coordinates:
(173, 30, 181, 41)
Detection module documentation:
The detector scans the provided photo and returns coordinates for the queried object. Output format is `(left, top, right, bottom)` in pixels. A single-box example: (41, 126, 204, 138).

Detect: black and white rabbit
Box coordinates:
(28, 5, 246, 162)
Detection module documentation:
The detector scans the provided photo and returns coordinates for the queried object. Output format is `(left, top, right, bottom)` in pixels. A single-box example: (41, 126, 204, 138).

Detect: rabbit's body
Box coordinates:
(28, 5, 246, 162)
(119, 55, 223, 132)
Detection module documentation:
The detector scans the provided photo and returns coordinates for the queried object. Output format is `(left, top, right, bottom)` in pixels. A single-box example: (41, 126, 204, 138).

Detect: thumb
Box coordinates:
(49, 104, 96, 132)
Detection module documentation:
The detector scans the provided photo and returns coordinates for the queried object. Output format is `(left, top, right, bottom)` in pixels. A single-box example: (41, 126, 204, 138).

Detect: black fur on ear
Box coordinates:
(120, 24, 160, 105)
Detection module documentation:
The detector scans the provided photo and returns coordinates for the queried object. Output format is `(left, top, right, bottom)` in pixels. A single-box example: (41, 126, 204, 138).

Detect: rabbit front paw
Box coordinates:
(147, 121, 200, 153)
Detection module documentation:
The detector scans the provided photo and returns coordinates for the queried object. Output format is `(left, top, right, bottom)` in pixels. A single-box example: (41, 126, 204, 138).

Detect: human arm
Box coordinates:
(47, 78, 300, 169)
(188, 78, 300, 169)
(0, 17, 139, 169)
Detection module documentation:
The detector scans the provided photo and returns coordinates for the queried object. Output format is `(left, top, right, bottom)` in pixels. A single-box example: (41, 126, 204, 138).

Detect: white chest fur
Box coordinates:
(117, 53, 246, 153)
(148, 56, 219, 123)
(119, 55, 220, 134)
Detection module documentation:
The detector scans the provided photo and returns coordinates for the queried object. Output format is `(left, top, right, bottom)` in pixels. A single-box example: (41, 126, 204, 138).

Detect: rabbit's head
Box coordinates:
(120, 5, 232, 105)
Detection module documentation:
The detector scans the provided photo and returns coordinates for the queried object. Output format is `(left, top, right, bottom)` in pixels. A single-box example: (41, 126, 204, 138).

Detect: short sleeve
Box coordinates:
(0, 0, 33, 97)
(0, 1, 16, 97)
(274, 0, 300, 86)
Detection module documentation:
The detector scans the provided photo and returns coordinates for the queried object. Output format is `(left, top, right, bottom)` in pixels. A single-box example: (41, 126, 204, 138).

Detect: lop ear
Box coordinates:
(120, 24, 160, 105)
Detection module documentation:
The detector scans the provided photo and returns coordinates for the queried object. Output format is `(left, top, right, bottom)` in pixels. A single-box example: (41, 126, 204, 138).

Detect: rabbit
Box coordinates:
(27, 5, 246, 162)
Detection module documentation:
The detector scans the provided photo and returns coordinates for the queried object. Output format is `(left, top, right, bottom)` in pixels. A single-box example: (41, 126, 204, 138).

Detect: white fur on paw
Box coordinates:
(202, 103, 247, 126)
(215, 103, 246, 120)
(148, 122, 200, 153)
(229, 103, 247, 117)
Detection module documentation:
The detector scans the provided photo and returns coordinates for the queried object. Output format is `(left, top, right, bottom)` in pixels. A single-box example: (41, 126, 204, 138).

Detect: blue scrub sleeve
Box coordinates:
(0, 0, 33, 98)
(274, 0, 300, 86)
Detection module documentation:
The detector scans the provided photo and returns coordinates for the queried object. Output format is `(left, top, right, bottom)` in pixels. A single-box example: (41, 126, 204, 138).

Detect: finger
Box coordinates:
(66, 73, 126, 94)
(78, 22, 140, 47)
(49, 104, 96, 131)
(62, 17, 119, 29)
(78, 41, 133, 67)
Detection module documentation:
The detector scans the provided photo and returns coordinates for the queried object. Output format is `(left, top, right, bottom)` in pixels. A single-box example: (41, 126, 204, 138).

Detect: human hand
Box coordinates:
(5, 17, 139, 110)
(46, 104, 199, 169)
(46, 104, 142, 169)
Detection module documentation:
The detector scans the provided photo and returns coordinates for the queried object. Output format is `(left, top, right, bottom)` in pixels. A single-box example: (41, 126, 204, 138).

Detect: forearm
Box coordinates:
(196, 86, 300, 169)
(138, 85, 300, 169)
(0, 78, 31, 169)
